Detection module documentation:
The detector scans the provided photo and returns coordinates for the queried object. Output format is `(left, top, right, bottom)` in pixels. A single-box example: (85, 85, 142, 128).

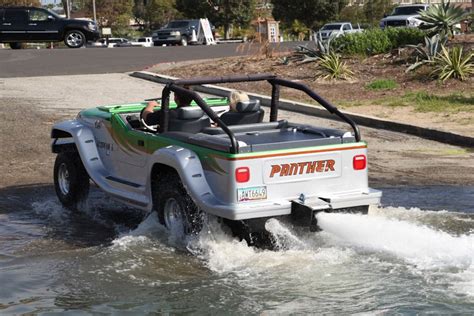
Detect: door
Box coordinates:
(26, 8, 60, 41)
(1, 9, 28, 42)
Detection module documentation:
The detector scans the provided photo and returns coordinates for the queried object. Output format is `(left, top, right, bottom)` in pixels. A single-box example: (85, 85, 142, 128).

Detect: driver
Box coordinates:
(142, 87, 193, 126)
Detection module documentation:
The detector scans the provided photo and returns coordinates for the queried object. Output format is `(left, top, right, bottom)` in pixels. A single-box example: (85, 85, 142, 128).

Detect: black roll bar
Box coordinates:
(156, 74, 361, 154)
(160, 83, 240, 154)
(174, 73, 276, 86)
(268, 78, 361, 142)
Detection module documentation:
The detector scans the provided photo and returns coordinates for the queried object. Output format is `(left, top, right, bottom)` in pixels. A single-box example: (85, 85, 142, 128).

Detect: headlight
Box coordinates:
(408, 18, 421, 27)
(87, 22, 97, 31)
(170, 31, 181, 36)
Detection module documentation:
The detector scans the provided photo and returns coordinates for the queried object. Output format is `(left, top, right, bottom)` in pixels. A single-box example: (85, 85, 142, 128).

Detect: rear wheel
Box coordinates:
(153, 171, 202, 235)
(54, 151, 90, 210)
(64, 30, 86, 48)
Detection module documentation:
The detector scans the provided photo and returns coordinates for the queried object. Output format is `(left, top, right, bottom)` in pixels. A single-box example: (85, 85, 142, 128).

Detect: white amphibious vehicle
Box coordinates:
(51, 74, 381, 247)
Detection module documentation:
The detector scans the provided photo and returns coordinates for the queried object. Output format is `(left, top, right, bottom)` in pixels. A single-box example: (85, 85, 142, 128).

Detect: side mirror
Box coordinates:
(48, 15, 55, 21)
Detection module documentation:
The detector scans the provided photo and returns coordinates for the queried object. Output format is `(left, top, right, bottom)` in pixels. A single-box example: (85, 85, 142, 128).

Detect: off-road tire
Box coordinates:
(64, 30, 86, 48)
(152, 171, 202, 235)
(9, 42, 23, 49)
(54, 151, 90, 210)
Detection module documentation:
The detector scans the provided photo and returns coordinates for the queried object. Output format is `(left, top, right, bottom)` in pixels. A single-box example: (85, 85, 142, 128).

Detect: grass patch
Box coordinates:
(366, 79, 398, 90)
(408, 92, 473, 112)
(372, 92, 474, 112)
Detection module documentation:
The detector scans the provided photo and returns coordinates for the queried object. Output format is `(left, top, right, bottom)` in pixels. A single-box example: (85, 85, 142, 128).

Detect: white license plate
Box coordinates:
(237, 186, 267, 202)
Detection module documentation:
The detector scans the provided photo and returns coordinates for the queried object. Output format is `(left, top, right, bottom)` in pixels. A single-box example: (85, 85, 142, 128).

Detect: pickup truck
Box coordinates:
(316, 22, 362, 41)
(0, 6, 99, 49)
(51, 74, 381, 248)
(380, 4, 429, 29)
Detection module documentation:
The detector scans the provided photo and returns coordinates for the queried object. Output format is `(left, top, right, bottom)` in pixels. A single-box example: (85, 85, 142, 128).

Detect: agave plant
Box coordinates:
(286, 33, 338, 65)
(432, 45, 474, 82)
(418, 0, 469, 37)
(317, 52, 354, 81)
(406, 34, 447, 72)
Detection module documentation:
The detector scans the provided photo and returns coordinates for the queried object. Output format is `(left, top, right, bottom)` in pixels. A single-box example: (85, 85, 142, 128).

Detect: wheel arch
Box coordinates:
(148, 146, 220, 216)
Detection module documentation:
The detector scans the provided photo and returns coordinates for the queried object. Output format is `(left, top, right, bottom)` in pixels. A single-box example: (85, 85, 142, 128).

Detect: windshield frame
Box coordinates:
(321, 24, 342, 31)
(391, 6, 426, 16)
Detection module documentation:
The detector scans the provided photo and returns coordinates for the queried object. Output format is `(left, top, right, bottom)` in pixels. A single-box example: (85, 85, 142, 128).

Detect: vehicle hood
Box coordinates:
(62, 18, 94, 25)
(381, 14, 421, 22)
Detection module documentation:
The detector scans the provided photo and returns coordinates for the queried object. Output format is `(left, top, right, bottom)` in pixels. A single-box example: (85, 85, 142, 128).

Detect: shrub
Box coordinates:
(385, 27, 426, 48)
(334, 28, 425, 56)
(366, 79, 398, 90)
(432, 46, 474, 82)
(418, 0, 469, 37)
(317, 52, 354, 80)
(406, 34, 447, 72)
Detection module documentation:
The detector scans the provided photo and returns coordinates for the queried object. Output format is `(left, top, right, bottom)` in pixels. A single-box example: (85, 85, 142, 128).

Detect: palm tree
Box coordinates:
(418, 0, 469, 37)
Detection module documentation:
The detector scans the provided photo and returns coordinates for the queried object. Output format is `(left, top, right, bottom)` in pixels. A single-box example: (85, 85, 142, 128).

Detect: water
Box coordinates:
(0, 186, 473, 314)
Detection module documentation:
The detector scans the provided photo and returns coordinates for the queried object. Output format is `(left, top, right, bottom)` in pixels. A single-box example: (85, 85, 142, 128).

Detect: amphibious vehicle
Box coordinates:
(51, 74, 381, 245)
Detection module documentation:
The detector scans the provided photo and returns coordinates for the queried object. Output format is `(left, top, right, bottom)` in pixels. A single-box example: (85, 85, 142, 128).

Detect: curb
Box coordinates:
(130, 71, 473, 148)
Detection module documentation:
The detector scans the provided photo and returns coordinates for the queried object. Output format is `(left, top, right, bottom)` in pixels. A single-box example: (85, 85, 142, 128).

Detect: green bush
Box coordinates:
(385, 27, 426, 48)
(334, 28, 425, 56)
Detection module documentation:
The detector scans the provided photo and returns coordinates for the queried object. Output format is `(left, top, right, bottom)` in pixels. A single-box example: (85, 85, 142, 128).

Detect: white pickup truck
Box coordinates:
(316, 22, 363, 41)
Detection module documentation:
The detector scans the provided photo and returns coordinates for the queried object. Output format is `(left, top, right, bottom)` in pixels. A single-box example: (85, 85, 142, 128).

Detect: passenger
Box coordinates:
(142, 86, 193, 125)
(228, 90, 250, 112)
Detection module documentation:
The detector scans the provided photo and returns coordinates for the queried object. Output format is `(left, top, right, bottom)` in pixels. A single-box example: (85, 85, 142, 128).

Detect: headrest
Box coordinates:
(236, 100, 260, 113)
(175, 107, 204, 120)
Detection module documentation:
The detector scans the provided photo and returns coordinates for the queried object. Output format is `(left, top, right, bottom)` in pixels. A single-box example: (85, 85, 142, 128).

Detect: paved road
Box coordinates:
(0, 42, 307, 78)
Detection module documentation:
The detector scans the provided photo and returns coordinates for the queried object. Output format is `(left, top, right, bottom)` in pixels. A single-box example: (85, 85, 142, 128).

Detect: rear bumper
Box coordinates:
(200, 188, 382, 221)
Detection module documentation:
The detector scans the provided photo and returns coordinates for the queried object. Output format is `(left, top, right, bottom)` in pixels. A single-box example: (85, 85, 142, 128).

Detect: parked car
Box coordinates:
(152, 20, 208, 46)
(0, 6, 99, 49)
(316, 22, 363, 41)
(50, 74, 381, 247)
(94, 37, 131, 47)
(133, 36, 153, 47)
(380, 4, 429, 29)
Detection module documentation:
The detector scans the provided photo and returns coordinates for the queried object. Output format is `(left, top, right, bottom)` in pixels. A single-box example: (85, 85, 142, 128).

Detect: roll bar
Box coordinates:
(158, 74, 361, 154)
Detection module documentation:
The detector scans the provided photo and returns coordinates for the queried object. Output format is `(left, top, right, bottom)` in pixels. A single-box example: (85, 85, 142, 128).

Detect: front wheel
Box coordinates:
(153, 171, 202, 236)
(8, 42, 23, 49)
(180, 36, 188, 46)
(64, 30, 86, 48)
(54, 151, 90, 210)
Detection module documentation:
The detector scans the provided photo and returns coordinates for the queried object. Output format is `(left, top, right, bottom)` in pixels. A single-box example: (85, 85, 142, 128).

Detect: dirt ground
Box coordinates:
(149, 51, 474, 137)
(0, 73, 473, 191)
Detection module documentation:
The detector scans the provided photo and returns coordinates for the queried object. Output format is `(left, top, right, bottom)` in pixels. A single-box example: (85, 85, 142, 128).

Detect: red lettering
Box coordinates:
(325, 159, 335, 171)
(316, 161, 325, 172)
(280, 164, 289, 176)
(270, 165, 281, 178)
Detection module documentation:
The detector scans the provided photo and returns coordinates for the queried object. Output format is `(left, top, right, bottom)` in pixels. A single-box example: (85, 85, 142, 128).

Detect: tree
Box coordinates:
(134, 0, 177, 31)
(85, 0, 134, 28)
(272, 0, 348, 30)
(175, 0, 256, 39)
(0, 0, 41, 5)
(363, 0, 394, 26)
(339, 5, 365, 25)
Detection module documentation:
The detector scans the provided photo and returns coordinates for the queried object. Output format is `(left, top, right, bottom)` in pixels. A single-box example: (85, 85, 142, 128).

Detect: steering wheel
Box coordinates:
(140, 108, 159, 132)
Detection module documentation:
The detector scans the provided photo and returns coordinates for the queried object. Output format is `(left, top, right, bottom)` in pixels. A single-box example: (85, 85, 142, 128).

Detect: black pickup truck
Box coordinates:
(0, 6, 99, 49)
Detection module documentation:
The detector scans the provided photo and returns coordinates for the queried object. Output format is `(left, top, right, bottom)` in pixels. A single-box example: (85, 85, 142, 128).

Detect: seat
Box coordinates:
(220, 100, 264, 126)
(168, 107, 210, 133)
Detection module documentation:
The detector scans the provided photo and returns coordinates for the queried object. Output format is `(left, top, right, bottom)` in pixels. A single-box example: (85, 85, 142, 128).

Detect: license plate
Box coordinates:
(237, 186, 267, 202)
